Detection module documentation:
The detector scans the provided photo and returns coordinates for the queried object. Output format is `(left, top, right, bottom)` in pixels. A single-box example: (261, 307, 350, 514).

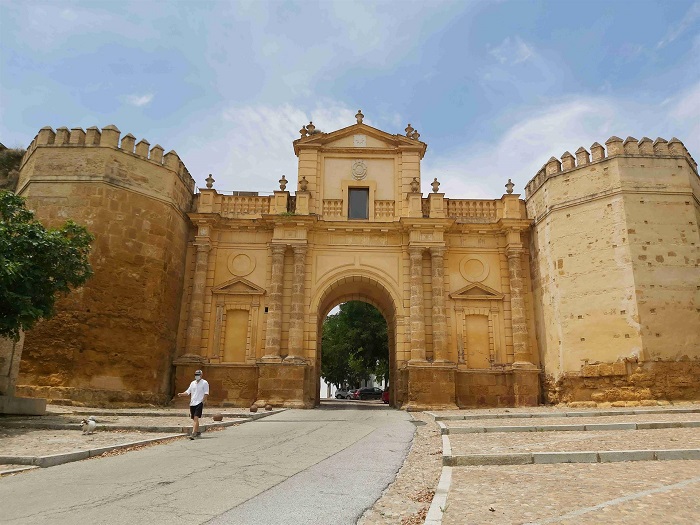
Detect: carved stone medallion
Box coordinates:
(227, 253, 255, 276)
(351, 160, 367, 180)
(460, 256, 490, 282)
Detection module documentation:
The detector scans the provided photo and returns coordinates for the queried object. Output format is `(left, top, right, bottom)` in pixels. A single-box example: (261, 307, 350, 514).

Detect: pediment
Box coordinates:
(212, 277, 265, 295)
(293, 122, 426, 157)
(450, 283, 504, 300)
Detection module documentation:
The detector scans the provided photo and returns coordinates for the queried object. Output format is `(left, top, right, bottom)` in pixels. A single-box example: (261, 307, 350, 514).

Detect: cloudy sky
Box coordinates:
(1, 0, 698, 198)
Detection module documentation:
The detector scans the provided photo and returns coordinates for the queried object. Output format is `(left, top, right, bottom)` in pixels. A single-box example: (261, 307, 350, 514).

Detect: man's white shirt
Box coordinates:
(186, 379, 209, 406)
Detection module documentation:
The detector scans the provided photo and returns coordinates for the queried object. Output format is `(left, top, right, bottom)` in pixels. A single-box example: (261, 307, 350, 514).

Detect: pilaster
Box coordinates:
(261, 243, 286, 362)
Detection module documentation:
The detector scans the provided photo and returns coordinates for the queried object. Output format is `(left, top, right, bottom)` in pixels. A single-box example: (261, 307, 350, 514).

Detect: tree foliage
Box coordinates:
(320, 301, 389, 388)
(0, 191, 94, 340)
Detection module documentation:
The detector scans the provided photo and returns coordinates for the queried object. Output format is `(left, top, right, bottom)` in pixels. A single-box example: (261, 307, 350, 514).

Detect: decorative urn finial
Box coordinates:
(299, 126, 308, 138)
(505, 178, 514, 194)
(279, 175, 287, 191)
(355, 110, 364, 124)
(205, 174, 215, 189)
(306, 121, 316, 134)
(431, 178, 440, 193)
(299, 176, 308, 192)
(405, 123, 415, 137)
(410, 177, 420, 193)
(411, 130, 420, 141)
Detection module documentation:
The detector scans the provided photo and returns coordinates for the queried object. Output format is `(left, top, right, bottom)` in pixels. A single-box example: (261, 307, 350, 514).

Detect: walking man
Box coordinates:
(178, 369, 209, 439)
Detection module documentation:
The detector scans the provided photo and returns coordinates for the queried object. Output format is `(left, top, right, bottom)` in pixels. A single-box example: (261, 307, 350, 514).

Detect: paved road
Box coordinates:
(1, 401, 414, 524)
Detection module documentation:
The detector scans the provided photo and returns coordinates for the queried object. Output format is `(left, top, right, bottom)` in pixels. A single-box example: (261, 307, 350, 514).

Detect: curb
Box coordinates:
(424, 466, 452, 524)
(0, 465, 39, 477)
(441, 420, 700, 434)
(444, 448, 700, 466)
(429, 407, 700, 422)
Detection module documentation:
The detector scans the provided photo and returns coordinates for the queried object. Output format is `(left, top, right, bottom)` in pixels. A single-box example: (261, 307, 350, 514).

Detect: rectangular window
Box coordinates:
(348, 188, 369, 219)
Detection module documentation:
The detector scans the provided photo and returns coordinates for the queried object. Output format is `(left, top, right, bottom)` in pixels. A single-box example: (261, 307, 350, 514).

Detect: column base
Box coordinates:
(256, 362, 313, 408)
(283, 355, 307, 364)
(512, 360, 538, 370)
(404, 364, 458, 411)
(259, 355, 283, 363)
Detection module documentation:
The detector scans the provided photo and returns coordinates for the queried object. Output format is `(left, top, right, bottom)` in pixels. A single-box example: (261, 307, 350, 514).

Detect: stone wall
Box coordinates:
(14, 126, 194, 405)
(526, 136, 700, 404)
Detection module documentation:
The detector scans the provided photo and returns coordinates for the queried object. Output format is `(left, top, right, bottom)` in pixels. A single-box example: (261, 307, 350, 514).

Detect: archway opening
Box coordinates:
(312, 275, 399, 408)
(319, 301, 389, 403)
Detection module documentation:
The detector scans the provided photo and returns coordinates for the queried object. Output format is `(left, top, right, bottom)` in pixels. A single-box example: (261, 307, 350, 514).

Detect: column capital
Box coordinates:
(292, 244, 308, 255)
(429, 245, 446, 257)
(269, 243, 287, 255)
(408, 246, 425, 257)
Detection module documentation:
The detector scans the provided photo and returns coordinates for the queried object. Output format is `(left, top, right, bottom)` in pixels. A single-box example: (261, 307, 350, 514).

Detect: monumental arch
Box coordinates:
(9, 112, 700, 409)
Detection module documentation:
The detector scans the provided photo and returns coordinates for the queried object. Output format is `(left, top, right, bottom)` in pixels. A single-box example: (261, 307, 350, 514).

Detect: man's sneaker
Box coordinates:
(195, 432, 201, 437)
(188, 435, 195, 440)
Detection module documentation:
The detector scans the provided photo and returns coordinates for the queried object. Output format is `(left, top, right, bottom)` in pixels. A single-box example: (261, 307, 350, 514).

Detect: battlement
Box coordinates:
(20, 125, 195, 192)
(524, 136, 698, 199)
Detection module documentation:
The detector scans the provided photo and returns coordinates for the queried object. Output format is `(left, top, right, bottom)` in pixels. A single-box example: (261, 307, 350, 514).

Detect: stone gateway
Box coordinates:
(9, 116, 700, 409)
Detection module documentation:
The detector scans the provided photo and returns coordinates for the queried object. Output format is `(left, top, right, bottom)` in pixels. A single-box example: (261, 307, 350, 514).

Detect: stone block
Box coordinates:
(35, 451, 90, 468)
(584, 423, 636, 431)
(655, 449, 700, 461)
(0, 395, 46, 415)
(598, 450, 656, 463)
(448, 453, 533, 466)
(532, 451, 598, 464)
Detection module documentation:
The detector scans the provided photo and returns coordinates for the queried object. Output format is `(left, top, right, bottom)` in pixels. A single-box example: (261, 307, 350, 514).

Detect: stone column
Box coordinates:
(409, 246, 427, 362)
(186, 236, 211, 355)
(286, 245, 307, 362)
(430, 246, 449, 362)
(507, 247, 534, 367)
(262, 244, 286, 361)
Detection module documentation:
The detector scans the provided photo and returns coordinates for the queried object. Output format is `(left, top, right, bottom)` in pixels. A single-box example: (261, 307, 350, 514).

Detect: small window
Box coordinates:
(348, 188, 369, 219)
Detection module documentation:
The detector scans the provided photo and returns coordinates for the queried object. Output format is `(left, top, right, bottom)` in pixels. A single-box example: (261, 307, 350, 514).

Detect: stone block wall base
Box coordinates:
(404, 365, 457, 411)
(455, 368, 540, 408)
(256, 362, 312, 408)
(0, 395, 46, 415)
(174, 363, 258, 407)
(545, 360, 700, 405)
(14, 385, 169, 407)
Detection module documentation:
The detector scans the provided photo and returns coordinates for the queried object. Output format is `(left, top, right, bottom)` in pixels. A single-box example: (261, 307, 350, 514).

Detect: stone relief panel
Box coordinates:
(227, 253, 255, 277)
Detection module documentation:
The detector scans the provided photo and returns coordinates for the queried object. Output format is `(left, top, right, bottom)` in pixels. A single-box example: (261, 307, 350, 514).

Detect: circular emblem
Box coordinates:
(460, 257, 490, 282)
(227, 253, 255, 277)
(351, 160, 367, 180)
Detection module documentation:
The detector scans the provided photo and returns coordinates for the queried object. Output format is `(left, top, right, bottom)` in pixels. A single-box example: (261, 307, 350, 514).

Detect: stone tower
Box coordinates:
(14, 125, 194, 404)
(525, 136, 700, 404)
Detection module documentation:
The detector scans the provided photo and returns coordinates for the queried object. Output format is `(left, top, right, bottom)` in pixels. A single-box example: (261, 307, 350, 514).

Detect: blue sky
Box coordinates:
(1, 0, 698, 198)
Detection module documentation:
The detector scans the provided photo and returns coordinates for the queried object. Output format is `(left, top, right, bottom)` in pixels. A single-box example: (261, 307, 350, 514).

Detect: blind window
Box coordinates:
(348, 188, 369, 219)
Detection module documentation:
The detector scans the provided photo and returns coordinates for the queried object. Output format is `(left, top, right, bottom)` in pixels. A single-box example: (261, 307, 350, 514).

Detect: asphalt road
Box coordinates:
(0, 401, 415, 524)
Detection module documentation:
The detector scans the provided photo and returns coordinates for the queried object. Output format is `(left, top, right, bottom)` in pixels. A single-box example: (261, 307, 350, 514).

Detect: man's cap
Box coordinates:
(195, 369, 202, 375)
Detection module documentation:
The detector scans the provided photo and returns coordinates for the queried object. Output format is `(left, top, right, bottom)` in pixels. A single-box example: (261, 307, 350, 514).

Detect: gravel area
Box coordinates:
(449, 427, 700, 455)
(445, 412, 700, 428)
(0, 427, 180, 457)
(442, 461, 700, 525)
(432, 403, 700, 418)
(358, 412, 443, 525)
(2, 413, 232, 428)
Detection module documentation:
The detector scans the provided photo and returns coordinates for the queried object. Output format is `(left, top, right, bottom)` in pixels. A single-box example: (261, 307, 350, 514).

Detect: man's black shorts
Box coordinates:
(190, 402, 204, 419)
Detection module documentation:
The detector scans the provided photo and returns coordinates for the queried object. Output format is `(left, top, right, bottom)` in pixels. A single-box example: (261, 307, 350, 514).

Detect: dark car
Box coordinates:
(358, 387, 383, 400)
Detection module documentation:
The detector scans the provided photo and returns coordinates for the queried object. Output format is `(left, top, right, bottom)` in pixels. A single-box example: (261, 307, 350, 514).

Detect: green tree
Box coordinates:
(320, 301, 389, 387)
(0, 191, 94, 340)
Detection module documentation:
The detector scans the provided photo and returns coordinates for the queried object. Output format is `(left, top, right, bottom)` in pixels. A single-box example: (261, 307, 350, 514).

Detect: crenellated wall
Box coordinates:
(526, 135, 700, 405)
(15, 125, 195, 406)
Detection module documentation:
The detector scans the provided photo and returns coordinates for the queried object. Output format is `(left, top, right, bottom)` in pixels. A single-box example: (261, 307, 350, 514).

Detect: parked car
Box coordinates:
(382, 388, 389, 404)
(335, 388, 352, 399)
(358, 387, 383, 400)
(348, 389, 360, 400)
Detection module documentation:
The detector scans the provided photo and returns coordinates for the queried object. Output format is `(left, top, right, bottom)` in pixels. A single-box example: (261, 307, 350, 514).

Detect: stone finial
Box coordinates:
(410, 177, 420, 193)
(623, 136, 639, 154)
(405, 123, 415, 137)
(545, 156, 561, 175)
(205, 174, 215, 189)
(605, 136, 624, 156)
(101, 124, 121, 148)
(135, 138, 150, 158)
(299, 176, 308, 191)
(355, 109, 364, 124)
(561, 151, 575, 171)
(85, 126, 101, 146)
(575, 146, 590, 166)
(305, 121, 315, 134)
(590, 142, 605, 162)
(150, 144, 164, 163)
(37, 126, 56, 145)
(411, 130, 420, 141)
(164, 150, 180, 170)
(121, 133, 136, 153)
(55, 127, 70, 145)
(299, 126, 308, 138)
(431, 177, 440, 193)
(70, 128, 86, 145)
(505, 179, 515, 194)
(279, 175, 287, 191)
(638, 137, 653, 155)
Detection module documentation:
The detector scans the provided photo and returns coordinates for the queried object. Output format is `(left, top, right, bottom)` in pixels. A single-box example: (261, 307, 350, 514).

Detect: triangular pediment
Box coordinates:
(450, 283, 504, 300)
(293, 122, 427, 157)
(212, 277, 265, 295)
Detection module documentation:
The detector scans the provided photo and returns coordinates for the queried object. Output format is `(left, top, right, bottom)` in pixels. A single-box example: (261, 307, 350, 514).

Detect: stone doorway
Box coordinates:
(311, 274, 401, 408)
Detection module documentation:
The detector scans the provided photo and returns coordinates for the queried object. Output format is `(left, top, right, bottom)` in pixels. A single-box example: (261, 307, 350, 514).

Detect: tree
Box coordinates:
(0, 191, 94, 340)
(320, 301, 389, 387)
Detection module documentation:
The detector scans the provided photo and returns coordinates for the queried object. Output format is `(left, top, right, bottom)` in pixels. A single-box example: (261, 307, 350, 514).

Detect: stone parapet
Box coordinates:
(524, 136, 698, 199)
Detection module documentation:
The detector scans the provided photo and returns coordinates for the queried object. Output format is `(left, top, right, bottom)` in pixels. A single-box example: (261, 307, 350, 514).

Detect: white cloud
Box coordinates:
(423, 81, 700, 199)
(125, 94, 154, 107)
(489, 36, 534, 65)
(656, 1, 700, 48)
